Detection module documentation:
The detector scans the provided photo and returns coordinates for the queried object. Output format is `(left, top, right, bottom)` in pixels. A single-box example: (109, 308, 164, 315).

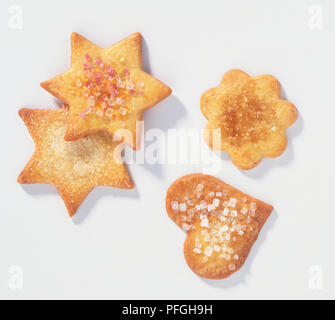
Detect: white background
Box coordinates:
(0, 0, 334, 299)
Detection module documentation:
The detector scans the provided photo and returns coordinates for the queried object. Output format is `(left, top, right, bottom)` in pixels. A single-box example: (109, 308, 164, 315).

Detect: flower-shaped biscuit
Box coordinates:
(41, 32, 171, 149)
(201, 69, 298, 169)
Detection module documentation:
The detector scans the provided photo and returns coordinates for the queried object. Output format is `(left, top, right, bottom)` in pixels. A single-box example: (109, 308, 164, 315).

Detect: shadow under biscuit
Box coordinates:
(199, 208, 278, 288)
(72, 186, 140, 225)
(241, 114, 303, 179)
(140, 94, 188, 179)
(20, 183, 140, 223)
(21, 183, 58, 196)
(141, 35, 188, 179)
(142, 36, 152, 75)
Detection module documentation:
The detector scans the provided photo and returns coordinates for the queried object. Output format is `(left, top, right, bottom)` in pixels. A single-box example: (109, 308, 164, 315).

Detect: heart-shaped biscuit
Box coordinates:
(166, 174, 273, 279)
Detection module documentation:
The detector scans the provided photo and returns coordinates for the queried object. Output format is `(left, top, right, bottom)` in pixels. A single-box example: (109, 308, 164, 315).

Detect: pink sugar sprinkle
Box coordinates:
(110, 89, 117, 97)
(124, 69, 129, 74)
(85, 54, 91, 61)
(130, 89, 136, 95)
(81, 112, 86, 118)
(96, 59, 103, 66)
(106, 66, 113, 72)
(139, 91, 144, 95)
(107, 68, 115, 76)
(83, 63, 93, 71)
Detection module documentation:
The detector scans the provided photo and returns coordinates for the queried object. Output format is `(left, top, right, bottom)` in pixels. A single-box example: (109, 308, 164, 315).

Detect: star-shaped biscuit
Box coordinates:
(201, 69, 298, 169)
(41, 32, 171, 149)
(166, 174, 273, 279)
(18, 108, 133, 217)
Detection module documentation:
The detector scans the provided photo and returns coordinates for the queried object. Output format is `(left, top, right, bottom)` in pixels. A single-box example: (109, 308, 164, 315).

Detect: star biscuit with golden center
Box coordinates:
(18, 108, 133, 217)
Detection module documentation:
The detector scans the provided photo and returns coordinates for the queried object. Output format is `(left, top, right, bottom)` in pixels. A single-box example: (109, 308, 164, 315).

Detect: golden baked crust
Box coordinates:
(201, 69, 298, 169)
(166, 174, 273, 279)
(17, 108, 133, 217)
(41, 32, 171, 149)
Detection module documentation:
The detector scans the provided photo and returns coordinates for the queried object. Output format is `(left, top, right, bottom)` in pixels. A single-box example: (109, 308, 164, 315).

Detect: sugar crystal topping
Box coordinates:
(75, 54, 145, 120)
(170, 180, 261, 266)
(219, 89, 279, 146)
(28, 110, 129, 191)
